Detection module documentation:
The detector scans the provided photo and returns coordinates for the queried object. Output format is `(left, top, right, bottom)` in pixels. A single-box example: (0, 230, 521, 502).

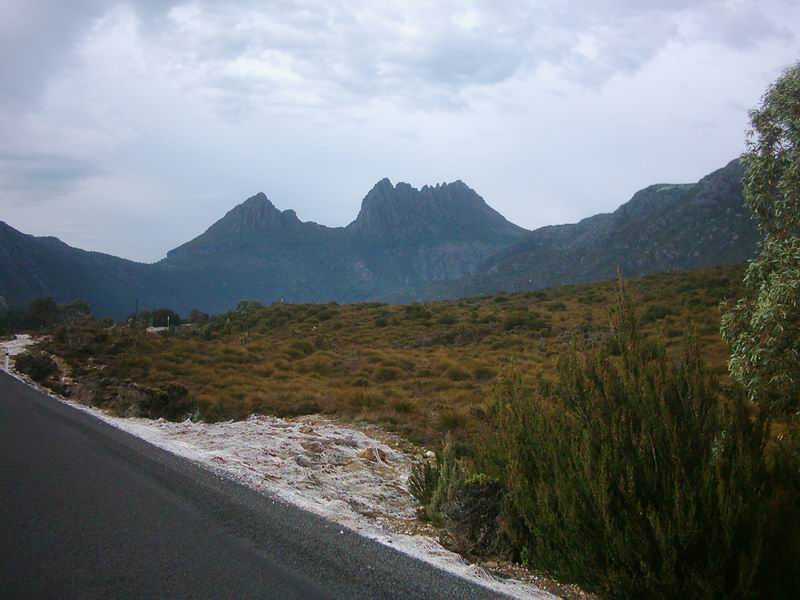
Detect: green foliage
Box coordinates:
(412, 440, 509, 557)
(404, 304, 432, 320)
(188, 308, 210, 325)
(721, 62, 800, 412)
(287, 339, 315, 357)
(116, 383, 196, 421)
(488, 282, 797, 599)
(640, 303, 675, 323)
(15, 350, 58, 384)
(427, 438, 464, 524)
(409, 456, 441, 507)
(502, 311, 548, 332)
(439, 473, 508, 557)
(130, 307, 183, 328)
(373, 366, 401, 382)
(0, 297, 91, 333)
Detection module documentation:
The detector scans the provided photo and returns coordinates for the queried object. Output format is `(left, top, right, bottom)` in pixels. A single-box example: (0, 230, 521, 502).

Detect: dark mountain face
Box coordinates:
(419, 159, 758, 299)
(167, 193, 328, 259)
(0, 222, 175, 317)
(0, 179, 526, 316)
(345, 179, 527, 288)
(347, 179, 525, 243)
(155, 179, 526, 314)
(0, 161, 758, 317)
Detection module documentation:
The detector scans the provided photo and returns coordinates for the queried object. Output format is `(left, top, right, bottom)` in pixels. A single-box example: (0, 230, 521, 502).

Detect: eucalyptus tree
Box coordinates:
(722, 61, 800, 412)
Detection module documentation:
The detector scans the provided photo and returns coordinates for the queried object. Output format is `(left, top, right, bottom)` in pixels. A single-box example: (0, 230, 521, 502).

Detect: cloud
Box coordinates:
(1, 1, 793, 117)
(0, 151, 102, 201)
(0, 0, 797, 261)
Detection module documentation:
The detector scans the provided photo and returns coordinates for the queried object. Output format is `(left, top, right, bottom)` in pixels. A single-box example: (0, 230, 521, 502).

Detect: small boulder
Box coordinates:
(357, 447, 387, 463)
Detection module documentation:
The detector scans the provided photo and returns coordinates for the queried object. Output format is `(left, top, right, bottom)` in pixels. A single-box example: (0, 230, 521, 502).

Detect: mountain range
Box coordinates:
(0, 159, 758, 317)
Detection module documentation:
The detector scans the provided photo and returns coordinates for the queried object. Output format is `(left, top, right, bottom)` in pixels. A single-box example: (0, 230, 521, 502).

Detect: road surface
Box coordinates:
(0, 372, 510, 599)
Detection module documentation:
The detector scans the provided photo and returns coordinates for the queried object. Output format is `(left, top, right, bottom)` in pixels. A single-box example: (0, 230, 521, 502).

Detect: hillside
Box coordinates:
(421, 159, 757, 299)
(0, 222, 174, 316)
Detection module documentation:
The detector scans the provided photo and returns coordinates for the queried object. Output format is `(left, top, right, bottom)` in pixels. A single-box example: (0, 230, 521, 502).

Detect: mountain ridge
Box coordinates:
(0, 161, 758, 316)
(409, 159, 757, 301)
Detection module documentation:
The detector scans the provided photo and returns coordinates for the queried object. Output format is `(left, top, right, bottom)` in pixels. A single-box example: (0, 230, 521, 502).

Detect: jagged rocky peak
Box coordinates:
(207, 191, 308, 235)
(347, 178, 525, 243)
(166, 192, 307, 258)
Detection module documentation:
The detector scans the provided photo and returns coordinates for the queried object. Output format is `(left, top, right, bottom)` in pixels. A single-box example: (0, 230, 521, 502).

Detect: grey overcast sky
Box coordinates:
(0, 0, 798, 262)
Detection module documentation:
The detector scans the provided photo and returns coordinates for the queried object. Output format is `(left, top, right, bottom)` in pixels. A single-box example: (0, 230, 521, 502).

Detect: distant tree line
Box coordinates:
(126, 307, 210, 328)
(0, 297, 91, 334)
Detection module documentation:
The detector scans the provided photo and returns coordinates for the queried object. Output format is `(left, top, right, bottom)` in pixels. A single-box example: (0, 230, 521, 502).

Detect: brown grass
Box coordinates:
(47, 263, 748, 449)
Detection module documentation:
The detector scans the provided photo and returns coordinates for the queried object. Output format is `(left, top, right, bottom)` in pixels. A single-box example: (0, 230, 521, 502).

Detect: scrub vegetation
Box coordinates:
(42, 263, 745, 447)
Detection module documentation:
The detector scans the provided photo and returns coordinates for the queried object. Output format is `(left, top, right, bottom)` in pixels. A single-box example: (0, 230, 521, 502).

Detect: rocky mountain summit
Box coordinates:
(155, 179, 526, 313)
(347, 179, 524, 243)
(0, 161, 758, 316)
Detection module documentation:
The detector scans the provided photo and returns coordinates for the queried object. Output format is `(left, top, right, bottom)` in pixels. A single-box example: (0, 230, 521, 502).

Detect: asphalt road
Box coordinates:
(0, 372, 510, 599)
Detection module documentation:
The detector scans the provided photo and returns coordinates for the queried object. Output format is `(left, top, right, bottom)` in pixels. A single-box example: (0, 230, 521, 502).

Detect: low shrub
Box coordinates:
(485, 287, 800, 599)
(641, 303, 676, 323)
(15, 350, 58, 384)
(472, 365, 497, 381)
(404, 304, 432, 320)
(316, 307, 337, 321)
(437, 410, 467, 431)
(116, 383, 196, 421)
(391, 398, 414, 413)
(446, 366, 470, 381)
(438, 313, 458, 325)
(409, 456, 440, 507)
(373, 366, 401, 382)
(502, 312, 548, 332)
(287, 339, 315, 356)
(438, 473, 509, 557)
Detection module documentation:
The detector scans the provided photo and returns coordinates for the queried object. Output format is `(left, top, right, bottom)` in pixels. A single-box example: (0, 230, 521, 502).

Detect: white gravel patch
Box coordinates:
(2, 333, 35, 357)
(3, 333, 553, 599)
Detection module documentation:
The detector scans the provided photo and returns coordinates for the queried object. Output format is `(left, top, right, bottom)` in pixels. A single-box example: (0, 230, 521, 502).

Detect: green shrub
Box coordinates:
(391, 398, 414, 413)
(316, 308, 337, 321)
(438, 473, 509, 557)
(446, 366, 470, 381)
(473, 365, 497, 381)
(116, 383, 196, 421)
(409, 457, 440, 507)
(288, 339, 315, 356)
(486, 287, 798, 599)
(427, 438, 463, 523)
(502, 312, 548, 332)
(641, 303, 676, 323)
(348, 391, 384, 409)
(437, 410, 467, 431)
(432, 311, 454, 325)
(404, 304, 432, 320)
(15, 350, 58, 384)
(373, 366, 401, 382)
